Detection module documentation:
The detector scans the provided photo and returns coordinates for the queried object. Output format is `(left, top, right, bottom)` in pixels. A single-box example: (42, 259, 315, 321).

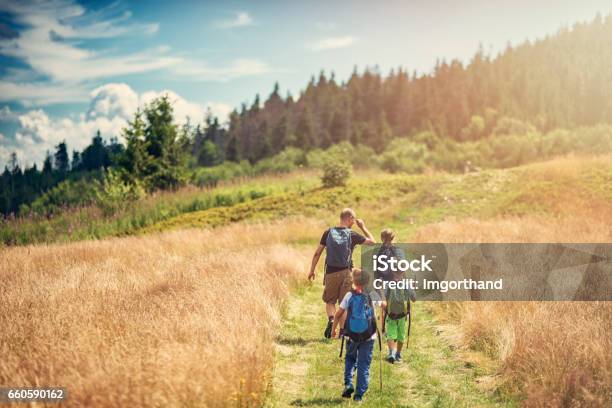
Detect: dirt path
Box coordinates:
(265, 284, 516, 407)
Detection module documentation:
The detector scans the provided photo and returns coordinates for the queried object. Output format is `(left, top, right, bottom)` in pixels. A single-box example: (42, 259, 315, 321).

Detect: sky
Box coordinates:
(1, 0, 611, 168)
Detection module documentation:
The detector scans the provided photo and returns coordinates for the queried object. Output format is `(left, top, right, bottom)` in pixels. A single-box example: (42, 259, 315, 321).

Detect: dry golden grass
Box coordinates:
(414, 213, 612, 407)
(0, 219, 322, 407)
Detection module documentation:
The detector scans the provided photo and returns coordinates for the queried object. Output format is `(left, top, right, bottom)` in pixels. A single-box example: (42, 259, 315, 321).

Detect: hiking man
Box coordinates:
(308, 208, 375, 339)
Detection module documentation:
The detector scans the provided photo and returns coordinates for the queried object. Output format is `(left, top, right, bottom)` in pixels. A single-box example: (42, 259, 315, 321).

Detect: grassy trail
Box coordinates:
(265, 283, 515, 408)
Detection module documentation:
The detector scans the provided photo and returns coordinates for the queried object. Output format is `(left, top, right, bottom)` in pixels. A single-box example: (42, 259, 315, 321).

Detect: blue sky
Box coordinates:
(1, 0, 611, 167)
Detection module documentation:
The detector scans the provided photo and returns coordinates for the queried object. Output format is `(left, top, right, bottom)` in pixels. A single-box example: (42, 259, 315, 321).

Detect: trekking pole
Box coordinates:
(406, 301, 412, 349)
(377, 307, 383, 392)
(339, 334, 345, 358)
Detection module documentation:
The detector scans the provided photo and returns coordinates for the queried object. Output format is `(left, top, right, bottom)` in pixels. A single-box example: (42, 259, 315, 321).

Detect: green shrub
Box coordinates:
(254, 147, 306, 174)
(21, 176, 100, 216)
(321, 158, 352, 188)
(379, 138, 429, 173)
(95, 169, 145, 216)
(306, 142, 375, 169)
(492, 117, 537, 137)
(191, 161, 252, 188)
(460, 115, 486, 141)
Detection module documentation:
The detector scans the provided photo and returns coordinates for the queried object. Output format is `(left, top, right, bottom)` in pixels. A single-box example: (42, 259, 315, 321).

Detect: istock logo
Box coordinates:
(372, 254, 434, 273)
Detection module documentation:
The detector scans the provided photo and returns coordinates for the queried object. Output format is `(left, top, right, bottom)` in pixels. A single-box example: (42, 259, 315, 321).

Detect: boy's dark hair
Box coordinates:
(352, 268, 370, 286)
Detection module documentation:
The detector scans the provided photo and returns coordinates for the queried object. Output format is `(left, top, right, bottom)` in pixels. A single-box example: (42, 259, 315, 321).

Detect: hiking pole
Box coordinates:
(377, 308, 383, 392)
(339, 334, 345, 358)
(406, 301, 412, 349)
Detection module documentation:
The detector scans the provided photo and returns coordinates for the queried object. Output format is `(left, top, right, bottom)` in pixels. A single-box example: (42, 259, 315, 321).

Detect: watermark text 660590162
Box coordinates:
(0, 387, 67, 403)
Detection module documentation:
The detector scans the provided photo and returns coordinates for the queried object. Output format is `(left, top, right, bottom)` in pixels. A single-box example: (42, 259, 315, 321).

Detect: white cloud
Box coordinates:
(0, 1, 269, 107)
(215, 12, 254, 29)
(0, 0, 166, 83)
(0, 83, 232, 168)
(310, 36, 356, 51)
(87, 83, 140, 120)
(0, 80, 88, 105)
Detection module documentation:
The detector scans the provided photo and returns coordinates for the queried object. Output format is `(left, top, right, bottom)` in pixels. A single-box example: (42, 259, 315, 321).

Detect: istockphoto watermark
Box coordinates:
(362, 244, 612, 301)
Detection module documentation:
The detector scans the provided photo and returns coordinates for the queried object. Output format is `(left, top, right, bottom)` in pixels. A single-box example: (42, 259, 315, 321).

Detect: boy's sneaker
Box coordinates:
(395, 352, 402, 363)
(341, 385, 354, 398)
(353, 394, 363, 402)
(386, 353, 396, 364)
(324, 319, 333, 339)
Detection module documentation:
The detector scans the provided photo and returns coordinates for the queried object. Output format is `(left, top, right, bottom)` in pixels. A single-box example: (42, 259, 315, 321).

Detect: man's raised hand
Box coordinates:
(355, 218, 365, 229)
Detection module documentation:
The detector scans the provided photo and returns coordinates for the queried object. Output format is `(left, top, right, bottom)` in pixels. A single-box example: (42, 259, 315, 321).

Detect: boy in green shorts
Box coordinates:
(383, 269, 416, 364)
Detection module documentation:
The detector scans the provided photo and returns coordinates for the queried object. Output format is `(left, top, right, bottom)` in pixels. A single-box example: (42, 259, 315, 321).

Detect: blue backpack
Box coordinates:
(325, 227, 352, 268)
(344, 290, 377, 342)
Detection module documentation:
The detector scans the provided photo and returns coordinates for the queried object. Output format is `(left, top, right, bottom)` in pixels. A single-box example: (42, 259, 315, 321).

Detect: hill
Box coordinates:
(2, 155, 610, 406)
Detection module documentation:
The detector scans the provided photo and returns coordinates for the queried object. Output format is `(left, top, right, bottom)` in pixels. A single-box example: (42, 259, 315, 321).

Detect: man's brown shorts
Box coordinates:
(322, 268, 353, 304)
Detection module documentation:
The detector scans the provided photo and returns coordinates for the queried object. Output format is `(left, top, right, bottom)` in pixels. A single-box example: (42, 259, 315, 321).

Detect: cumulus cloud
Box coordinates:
(310, 36, 356, 51)
(0, 83, 232, 168)
(87, 83, 140, 120)
(215, 12, 254, 29)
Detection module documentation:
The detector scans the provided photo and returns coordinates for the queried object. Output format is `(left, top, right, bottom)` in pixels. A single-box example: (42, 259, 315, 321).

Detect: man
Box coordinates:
(308, 208, 375, 338)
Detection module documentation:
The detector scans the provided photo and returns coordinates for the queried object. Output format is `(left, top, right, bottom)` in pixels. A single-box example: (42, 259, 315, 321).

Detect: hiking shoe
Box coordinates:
(395, 353, 402, 363)
(341, 385, 354, 398)
(324, 319, 333, 339)
(386, 353, 395, 364)
(353, 394, 363, 402)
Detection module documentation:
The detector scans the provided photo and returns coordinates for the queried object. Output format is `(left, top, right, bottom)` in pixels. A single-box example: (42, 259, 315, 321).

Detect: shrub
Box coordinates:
(21, 175, 101, 216)
(492, 117, 537, 137)
(191, 161, 252, 188)
(253, 147, 306, 174)
(306, 142, 375, 169)
(95, 169, 145, 216)
(460, 115, 486, 141)
(379, 138, 429, 173)
(321, 158, 352, 188)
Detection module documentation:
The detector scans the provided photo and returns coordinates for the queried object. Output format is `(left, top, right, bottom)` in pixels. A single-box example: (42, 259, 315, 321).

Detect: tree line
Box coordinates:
(2, 14, 612, 216)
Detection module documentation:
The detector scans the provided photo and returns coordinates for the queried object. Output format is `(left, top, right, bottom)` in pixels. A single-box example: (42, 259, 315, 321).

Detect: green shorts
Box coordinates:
(385, 315, 406, 342)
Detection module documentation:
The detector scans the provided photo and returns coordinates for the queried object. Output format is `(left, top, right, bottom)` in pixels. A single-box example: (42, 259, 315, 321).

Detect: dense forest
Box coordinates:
(225, 13, 612, 162)
(2, 14, 612, 216)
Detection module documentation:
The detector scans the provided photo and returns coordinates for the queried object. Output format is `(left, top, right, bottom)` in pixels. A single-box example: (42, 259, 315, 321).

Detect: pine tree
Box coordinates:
(121, 109, 150, 181)
(53, 142, 69, 176)
(143, 95, 186, 190)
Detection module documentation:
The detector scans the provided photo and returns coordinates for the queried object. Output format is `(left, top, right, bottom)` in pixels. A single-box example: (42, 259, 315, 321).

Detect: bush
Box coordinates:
(20, 175, 101, 216)
(489, 133, 539, 168)
(95, 169, 145, 216)
(306, 142, 375, 169)
(492, 117, 537, 137)
(254, 147, 306, 174)
(460, 115, 485, 141)
(321, 158, 352, 188)
(378, 138, 429, 173)
(191, 161, 252, 188)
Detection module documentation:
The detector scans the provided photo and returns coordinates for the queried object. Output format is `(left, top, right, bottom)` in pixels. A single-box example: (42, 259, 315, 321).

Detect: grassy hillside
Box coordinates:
(146, 155, 612, 239)
(2, 155, 611, 406)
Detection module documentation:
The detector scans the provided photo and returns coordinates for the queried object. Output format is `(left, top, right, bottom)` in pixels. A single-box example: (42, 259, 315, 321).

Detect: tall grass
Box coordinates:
(413, 213, 612, 406)
(0, 171, 318, 246)
(0, 219, 322, 407)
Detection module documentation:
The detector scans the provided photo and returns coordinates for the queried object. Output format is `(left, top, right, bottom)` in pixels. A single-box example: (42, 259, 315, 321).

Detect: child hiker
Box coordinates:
(379, 229, 416, 364)
(331, 269, 378, 402)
